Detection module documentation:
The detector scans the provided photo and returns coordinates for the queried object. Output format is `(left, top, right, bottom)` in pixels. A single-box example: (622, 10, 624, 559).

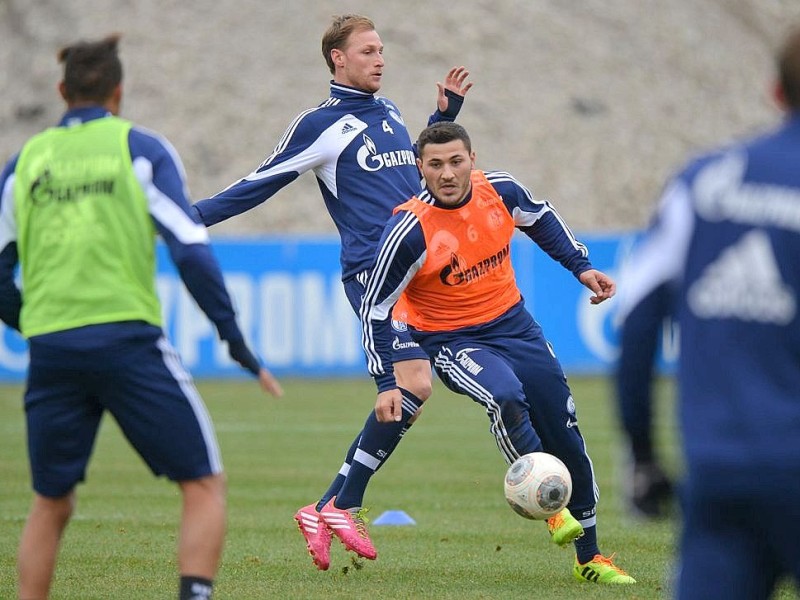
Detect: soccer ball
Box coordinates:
(503, 452, 572, 520)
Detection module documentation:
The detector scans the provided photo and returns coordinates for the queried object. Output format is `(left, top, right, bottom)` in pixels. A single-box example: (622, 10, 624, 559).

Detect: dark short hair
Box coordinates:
(57, 34, 122, 104)
(778, 26, 800, 110)
(321, 14, 375, 75)
(416, 122, 472, 157)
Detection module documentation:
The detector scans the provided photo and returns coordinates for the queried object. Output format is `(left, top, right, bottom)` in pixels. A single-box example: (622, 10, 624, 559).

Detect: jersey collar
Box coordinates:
(329, 81, 375, 100)
(58, 106, 112, 128)
(785, 112, 800, 134)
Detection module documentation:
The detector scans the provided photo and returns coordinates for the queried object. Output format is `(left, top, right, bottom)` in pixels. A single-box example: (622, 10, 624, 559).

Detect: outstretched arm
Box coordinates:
(130, 127, 283, 397)
(0, 158, 21, 331)
(192, 110, 325, 227)
(489, 171, 594, 277)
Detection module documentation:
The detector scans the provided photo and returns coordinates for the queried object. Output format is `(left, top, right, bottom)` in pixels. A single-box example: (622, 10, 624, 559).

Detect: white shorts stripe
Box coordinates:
(156, 336, 223, 474)
(434, 349, 520, 464)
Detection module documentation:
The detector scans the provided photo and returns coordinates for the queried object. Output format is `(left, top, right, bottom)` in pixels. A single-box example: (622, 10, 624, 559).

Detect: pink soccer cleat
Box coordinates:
(294, 502, 333, 570)
(319, 497, 377, 560)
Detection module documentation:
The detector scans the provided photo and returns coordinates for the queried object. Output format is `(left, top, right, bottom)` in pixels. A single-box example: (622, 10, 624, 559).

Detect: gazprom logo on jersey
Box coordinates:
(0, 233, 673, 380)
(439, 246, 509, 286)
(356, 134, 416, 172)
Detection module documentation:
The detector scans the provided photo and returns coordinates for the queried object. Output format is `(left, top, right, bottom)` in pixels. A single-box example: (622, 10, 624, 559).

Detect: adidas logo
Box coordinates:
(341, 123, 357, 134)
(687, 230, 796, 324)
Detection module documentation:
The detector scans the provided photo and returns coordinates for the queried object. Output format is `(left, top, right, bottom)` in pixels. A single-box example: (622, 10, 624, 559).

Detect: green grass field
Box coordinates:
(0, 375, 788, 599)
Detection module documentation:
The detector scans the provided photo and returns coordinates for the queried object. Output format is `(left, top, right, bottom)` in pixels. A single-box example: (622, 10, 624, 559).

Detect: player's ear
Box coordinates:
(107, 83, 123, 115)
(773, 80, 788, 112)
(331, 48, 345, 68)
(470, 151, 476, 168)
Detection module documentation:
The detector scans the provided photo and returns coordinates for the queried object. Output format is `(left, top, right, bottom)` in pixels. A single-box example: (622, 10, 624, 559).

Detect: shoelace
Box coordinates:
(351, 507, 370, 538)
(592, 553, 629, 575)
(546, 513, 564, 532)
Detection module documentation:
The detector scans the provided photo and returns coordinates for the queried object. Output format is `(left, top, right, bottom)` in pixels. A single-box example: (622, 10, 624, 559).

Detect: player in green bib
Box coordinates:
(0, 35, 282, 600)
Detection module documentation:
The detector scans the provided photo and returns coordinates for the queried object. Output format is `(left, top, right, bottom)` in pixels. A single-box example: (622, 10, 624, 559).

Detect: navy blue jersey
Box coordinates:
(192, 82, 457, 281)
(361, 169, 592, 391)
(0, 107, 245, 345)
(619, 115, 800, 473)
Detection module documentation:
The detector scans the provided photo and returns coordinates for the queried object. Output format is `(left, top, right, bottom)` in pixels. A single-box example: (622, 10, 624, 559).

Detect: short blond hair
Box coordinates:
(321, 14, 375, 75)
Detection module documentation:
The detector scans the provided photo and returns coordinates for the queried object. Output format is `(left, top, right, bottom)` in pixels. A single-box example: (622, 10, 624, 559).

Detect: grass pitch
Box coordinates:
(0, 375, 743, 598)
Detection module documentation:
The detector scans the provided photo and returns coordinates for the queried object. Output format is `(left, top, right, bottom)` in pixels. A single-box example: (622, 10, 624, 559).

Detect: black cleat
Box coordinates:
(629, 462, 674, 519)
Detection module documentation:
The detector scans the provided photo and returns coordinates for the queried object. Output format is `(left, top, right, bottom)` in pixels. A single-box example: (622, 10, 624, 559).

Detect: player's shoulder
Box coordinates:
(128, 124, 178, 159)
(389, 197, 425, 229)
(375, 95, 402, 114)
(483, 170, 528, 196)
(676, 122, 792, 189)
(385, 207, 425, 252)
(289, 95, 357, 132)
(673, 143, 741, 189)
(127, 124, 188, 180)
(1, 153, 20, 183)
(483, 170, 519, 186)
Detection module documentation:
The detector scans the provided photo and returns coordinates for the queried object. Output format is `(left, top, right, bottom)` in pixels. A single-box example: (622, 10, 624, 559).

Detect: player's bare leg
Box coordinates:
(18, 491, 75, 599)
(178, 474, 226, 579)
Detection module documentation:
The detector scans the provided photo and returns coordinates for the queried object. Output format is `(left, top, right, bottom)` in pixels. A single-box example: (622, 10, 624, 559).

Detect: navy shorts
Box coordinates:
(677, 464, 800, 599)
(414, 302, 598, 522)
(25, 323, 222, 497)
(343, 273, 428, 363)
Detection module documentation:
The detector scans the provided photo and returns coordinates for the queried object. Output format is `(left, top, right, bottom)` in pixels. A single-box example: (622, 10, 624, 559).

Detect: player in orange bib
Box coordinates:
(359, 122, 635, 584)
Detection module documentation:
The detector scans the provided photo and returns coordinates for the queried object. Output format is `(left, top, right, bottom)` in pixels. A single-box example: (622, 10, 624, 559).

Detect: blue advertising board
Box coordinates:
(0, 232, 677, 380)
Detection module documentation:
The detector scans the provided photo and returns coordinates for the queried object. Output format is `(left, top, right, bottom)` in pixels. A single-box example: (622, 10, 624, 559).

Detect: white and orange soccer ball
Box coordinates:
(503, 452, 573, 520)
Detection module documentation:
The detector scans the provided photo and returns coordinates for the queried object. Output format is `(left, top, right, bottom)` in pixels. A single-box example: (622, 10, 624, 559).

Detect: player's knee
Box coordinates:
(180, 473, 227, 506)
(492, 380, 526, 407)
(34, 491, 76, 526)
(406, 368, 433, 401)
(395, 363, 433, 402)
(410, 380, 433, 402)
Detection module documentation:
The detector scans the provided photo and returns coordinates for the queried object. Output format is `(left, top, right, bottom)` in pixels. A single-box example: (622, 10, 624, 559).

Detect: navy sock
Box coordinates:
(574, 524, 600, 564)
(334, 388, 422, 509)
(179, 576, 213, 600)
(375, 423, 412, 473)
(316, 435, 359, 511)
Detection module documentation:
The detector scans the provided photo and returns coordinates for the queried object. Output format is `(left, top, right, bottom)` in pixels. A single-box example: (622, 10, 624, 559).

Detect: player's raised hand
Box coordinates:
(375, 388, 403, 423)
(437, 66, 473, 112)
(579, 269, 616, 304)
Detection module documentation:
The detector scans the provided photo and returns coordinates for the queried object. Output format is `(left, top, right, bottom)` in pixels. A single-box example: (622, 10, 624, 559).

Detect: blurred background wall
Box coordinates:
(3, 0, 799, 237)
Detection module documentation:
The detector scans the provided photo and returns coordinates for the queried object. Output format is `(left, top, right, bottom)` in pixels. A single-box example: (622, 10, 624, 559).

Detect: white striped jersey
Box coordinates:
(193, 82, 457, 281)
(360, 169, 592, 391)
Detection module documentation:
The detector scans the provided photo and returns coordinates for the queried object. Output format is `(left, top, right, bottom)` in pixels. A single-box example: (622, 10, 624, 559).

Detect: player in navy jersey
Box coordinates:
(617, 26, 800, 599)
(614, 271, 675, 519)
(360, 122, 634, 584)
(191, 14, 472, 569)
(0, 35, 282, 600)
